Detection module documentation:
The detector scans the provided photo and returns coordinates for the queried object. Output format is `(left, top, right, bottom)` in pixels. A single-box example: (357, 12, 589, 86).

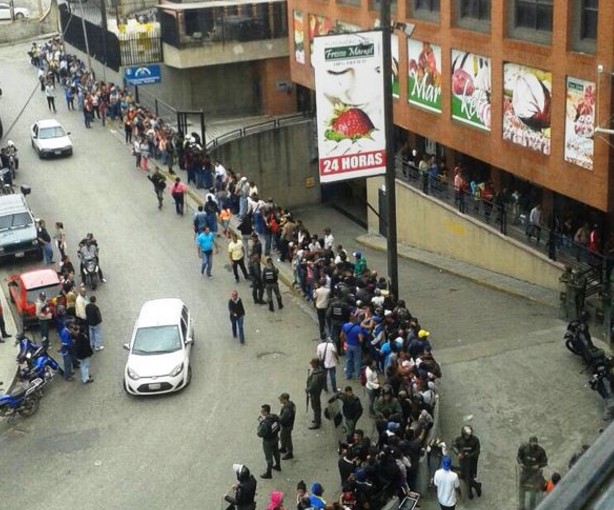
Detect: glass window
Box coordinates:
(581, 0, 598, 40)
(133, 325, 182, 355)
(515, 0, 553, 32)
(460, 0, 490, 20)
(410, 0, 439, 22)
(38, 127, 67, 139)
(414, 0, 439, 10)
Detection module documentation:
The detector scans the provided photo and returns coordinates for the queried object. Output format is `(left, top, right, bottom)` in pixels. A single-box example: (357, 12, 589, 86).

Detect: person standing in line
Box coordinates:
(315, 336, 338, 393)
(278, 393, 296, 460)
(45, 80, 56, 112)
(36, 219, 54, 265)
(364, 358, 380, 418)
(169, 177, 187, 216)
(147, 168, 166, 209)
(257, 404, 281, 479)
(0, 302, 12, 342)
(262, 257, 283, 312)
(85, 295, 104, 351)
(228, 232, 249, 283)
(434, 455, 461, 510)
(35, 292, 52, 348)
(328, 386, 363, 436)
(74, 325, 94, 384)
(59, 323, 77, 381)
(196, 226, 219, 278)
(228, 290, 246, 344)
(306, 357, 326, 430)
(75, 284, 88, 328)
(313, 279, 331, 340)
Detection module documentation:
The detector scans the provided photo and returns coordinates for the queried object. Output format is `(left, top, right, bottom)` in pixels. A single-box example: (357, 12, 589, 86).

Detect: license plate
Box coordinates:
(14, 251, 24, 258)
(54, 150, 61, 155)
(149, 383, 161, 390)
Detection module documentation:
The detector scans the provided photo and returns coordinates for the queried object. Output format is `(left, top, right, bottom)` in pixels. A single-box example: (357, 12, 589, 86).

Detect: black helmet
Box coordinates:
(580, 311, 590, 322)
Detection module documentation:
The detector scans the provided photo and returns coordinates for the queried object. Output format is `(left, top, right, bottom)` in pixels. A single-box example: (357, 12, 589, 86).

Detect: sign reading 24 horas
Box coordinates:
(313, 31, 386, 183)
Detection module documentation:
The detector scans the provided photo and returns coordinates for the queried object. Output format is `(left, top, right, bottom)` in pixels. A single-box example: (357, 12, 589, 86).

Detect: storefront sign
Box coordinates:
(293, 11, 305, 64)
(407, 40, 442, 113)
(451, 50, 491, 130)
(564, 76, 595, 170)
(308, 14, 332, 66)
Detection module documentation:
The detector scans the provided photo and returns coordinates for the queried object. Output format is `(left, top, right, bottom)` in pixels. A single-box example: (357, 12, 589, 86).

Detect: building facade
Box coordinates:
(286, 0, 614, 226)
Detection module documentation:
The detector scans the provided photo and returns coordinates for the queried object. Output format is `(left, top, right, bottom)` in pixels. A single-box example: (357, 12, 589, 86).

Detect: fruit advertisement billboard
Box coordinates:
(503, 63, 552, 155)
(564, 77, 595, 170)
(451, 50, 491, 130)
(293, 11, 305, 64)
(313, 31, 386, 183)
(308, 14, 332, 66)
(407, 40, 442, 113)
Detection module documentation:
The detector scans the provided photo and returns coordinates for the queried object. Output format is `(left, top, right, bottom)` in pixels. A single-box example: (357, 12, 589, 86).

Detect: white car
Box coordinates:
(30, 119, 73, 159)
(123, 298, 194, 396)
(0, 3, 29, 20)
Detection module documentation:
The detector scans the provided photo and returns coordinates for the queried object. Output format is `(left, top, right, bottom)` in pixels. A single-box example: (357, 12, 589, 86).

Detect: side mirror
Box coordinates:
(67, 132, 71, 136)
(8, 281, 17, 287)
(20, 185, 31, 196)
(186, 337, 193, 345)
(31, 134, 36, 139)
(123, 343, 130, 350)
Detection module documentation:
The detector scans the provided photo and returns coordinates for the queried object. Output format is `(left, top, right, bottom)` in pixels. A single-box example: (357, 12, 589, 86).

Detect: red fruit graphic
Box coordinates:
(326, 107, 375, 141)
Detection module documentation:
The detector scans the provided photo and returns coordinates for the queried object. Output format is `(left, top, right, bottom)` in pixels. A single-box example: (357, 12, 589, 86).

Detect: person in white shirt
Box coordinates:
(214, 161, 227, 190)
(434, 455, 461, 510)
(315, 337, 338, 392)
(364, 358, 380, 417)
(527, 204, 542, 244)
(323, 228, 334, 250)
(313, 279, 331, 340)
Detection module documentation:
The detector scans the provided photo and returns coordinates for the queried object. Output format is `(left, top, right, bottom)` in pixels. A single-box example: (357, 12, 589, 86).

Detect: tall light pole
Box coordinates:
(380, 0, 398, 299)
(77, 0, 92, 74)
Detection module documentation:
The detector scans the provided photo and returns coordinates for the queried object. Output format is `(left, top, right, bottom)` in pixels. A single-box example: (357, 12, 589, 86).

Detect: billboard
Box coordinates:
(564, 77, 595, 170)
(451, 50, 491, 130)
(407, 40, 442, 113)
(391, 34, 399, 98)
(313, 31, 386, 183)
(124, 64, 161, 86)
(503, 63, 552, 155)
(293, 10, 305, 64)
(308, 14, 332, 66)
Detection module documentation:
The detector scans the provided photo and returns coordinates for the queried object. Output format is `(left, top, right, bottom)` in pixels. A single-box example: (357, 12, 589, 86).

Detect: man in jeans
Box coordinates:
(228, 289, 246, 344)
(313, 279, 331, 340)
(85, 295, 104, 351)
(316, 337, 338, 393)
(196, 226, 218, 278)
(340, 319, 364, 380)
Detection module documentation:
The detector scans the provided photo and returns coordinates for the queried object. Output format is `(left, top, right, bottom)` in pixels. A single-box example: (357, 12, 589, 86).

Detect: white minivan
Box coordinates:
(123, 298, 194, 396)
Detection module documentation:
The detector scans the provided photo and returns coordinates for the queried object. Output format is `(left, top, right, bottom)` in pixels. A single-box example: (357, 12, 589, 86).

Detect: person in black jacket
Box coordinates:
(278, 393, 296, 460)
(228, 290, 246, 344)
(224, 464, 257, 510)
(74, 326, 94, 384)
(329, 386, 363, 436)
(257, 404, 281, 479)
(248, 254, 266, 305)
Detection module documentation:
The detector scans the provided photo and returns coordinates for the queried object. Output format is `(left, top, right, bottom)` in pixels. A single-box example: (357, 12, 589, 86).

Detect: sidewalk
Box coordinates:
(0, 280, 19, 393)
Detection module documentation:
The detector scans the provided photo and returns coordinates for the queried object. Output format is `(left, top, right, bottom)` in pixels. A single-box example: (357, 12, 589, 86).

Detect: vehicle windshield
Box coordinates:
(38, 126, 67, 139)
(132, 325, 182, 355)
(0, 212, 33, 231)
(26, 284, 61, 304)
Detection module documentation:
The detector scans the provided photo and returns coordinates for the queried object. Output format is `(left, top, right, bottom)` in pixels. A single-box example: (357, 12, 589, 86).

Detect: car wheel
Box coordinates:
(15, 13, 24, 19)
(67, 149, 73, 157)
(185, 365, 192, 388)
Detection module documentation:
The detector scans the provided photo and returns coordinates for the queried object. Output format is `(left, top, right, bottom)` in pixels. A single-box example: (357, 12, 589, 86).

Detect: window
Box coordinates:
(415, 0, 439, 10)
(580, 0, 598, 40)
(514, 0, 553, 32)
(410, 0, 439, 23)
(460, 0, 490, 20)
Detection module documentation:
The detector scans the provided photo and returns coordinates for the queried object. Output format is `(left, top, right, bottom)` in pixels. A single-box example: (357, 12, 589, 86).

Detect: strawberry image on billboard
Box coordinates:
(313, 31, 386, 183)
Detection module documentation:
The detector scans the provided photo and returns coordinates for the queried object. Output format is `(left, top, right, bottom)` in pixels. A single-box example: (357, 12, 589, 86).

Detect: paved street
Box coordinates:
(0, 40, 607, 510)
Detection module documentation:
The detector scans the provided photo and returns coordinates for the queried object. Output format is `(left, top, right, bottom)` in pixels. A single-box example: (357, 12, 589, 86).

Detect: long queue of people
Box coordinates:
(28, 37, 459, 510)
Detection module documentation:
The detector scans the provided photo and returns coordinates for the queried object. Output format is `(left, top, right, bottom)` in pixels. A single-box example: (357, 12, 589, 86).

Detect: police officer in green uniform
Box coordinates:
(517, 436, 548, 510)
(278, 393, 296, 460)
(257, 404, 281, 479)
(453, 425, 482, 499)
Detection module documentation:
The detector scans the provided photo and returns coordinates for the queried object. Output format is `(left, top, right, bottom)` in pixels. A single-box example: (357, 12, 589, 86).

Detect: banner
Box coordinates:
(308, 14, 332, 66)
(391, 34, 399, 98)
(407, 40, 442, 113)
(564, 77, 595, 170)
(293, 10, 305, 64)
(451, 50, 491, 130)
(503, 63, 552, 155)
(313, 31, 386, 183)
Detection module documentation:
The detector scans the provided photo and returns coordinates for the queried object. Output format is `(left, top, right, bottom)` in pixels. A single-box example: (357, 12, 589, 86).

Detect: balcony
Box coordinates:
(158, 0, 289, 68)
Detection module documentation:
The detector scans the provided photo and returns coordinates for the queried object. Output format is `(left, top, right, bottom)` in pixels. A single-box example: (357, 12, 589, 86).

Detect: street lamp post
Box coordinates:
(380, 0, 399, 299)
(77, 0, 93, 74)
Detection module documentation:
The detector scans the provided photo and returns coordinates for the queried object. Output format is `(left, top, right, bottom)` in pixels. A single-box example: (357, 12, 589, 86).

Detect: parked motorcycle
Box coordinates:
(0, 378, 43, 422)
(15, 335, 62, 392)
(589, 357, 614, 420)
(564, 314, 605, 367)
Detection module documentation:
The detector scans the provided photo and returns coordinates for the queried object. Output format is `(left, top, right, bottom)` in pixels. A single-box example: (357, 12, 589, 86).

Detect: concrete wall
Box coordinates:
(367, 176, 564, 290)
(0, 0, 59, 45)
(211, 120, 320, 208)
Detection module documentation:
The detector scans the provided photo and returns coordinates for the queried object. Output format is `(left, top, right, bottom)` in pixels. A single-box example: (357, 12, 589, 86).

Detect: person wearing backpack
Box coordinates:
(257, 404, 281, 479)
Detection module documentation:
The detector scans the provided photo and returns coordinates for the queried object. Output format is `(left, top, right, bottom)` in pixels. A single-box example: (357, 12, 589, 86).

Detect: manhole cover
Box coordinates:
(257, 351, 287, 359)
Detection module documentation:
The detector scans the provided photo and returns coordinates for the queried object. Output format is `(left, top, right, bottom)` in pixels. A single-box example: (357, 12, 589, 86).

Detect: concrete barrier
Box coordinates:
(0, 0, 59, 45)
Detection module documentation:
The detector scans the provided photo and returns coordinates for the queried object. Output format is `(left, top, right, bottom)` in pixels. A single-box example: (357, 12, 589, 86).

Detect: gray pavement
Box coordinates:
(0, 38, 607, 510)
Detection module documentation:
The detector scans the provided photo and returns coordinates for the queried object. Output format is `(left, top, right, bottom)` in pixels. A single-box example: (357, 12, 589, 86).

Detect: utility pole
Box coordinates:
(380, 0, 399, 299)
(100, 0, 109, 81)
(77, 0, 92, 74)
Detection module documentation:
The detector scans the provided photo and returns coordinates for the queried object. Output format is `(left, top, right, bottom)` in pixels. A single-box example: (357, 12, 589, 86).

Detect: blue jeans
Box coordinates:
(43, 244, 53, 264)
(264, 232, 272, 256)
(79, 357, 90, 383)
(201, 251, 213, 276)
(239, 196, 248, 217)
(230, 314, 245, 343)
(326, 366, 337, 393)
(345, 344, 362, 379)
(206, 213, 218, 233)
(62, 353, 73, 380)
(89, 324, 102, 350)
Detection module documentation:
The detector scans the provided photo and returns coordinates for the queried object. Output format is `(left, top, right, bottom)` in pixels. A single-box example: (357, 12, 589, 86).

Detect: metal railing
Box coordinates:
(205, 113, 312, 151)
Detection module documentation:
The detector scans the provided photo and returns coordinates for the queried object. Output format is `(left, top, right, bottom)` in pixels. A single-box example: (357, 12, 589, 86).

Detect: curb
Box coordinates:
(0, 275, 19, 393)
(356, 234, 557, 308)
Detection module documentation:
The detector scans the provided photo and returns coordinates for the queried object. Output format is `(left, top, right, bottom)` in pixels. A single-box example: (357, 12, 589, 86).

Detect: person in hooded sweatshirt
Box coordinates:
(224, 464, 257, 510)
(266, 490, 287, 510)
(308, 482, 326, 509)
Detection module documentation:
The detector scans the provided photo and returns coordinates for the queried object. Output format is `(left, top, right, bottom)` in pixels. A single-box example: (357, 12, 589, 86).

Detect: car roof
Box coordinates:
(18, 268, 61, 289)
(0, 194, 29, 215)
(36, 119, 63, 129)
(136, 298, 186, 328)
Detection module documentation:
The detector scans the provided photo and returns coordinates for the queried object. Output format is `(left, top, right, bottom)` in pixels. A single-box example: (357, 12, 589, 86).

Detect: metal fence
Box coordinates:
(118, 29, 162, 65)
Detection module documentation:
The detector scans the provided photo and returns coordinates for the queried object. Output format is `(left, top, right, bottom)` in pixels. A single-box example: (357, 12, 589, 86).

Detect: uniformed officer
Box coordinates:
(278, 393, 296, 460)
(262, 257, 283, 312)
(327, 295, 350, 355)
(248, 253, 266, 305)
(306, 358, 327, 430)
(257, 404, 281, 479)
(452, 425, 482, 499)
(517, 436, 548, 510)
